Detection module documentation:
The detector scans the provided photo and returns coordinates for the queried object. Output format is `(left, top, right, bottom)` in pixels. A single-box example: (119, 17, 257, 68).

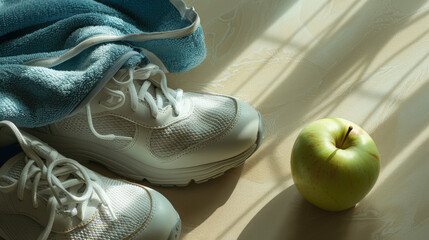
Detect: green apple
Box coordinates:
(291, 118, 380, 211)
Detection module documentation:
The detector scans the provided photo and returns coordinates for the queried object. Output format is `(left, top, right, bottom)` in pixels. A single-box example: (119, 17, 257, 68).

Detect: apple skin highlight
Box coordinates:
(291, 118, 380, 211)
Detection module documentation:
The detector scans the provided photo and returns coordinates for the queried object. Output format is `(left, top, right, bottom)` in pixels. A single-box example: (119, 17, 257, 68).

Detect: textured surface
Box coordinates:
(150, 93, 236, 157)
(0, 0, 206, 127)
(86, 0, 429, 239)
(56, 114, 135, 149)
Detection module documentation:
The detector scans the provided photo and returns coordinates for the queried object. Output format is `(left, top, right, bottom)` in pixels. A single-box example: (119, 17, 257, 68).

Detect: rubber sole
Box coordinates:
(26, 112, 265, 186)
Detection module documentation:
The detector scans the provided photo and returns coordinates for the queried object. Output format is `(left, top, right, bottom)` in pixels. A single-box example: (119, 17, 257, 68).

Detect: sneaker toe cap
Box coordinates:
(133, 188, 181, 240)
(178, 98, 261, 166)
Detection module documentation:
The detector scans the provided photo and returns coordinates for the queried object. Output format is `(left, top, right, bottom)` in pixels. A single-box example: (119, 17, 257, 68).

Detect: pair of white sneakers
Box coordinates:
(0, 64, 264, 240)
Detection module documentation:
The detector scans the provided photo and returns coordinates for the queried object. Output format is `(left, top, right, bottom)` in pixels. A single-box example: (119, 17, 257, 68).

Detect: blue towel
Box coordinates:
(0, 0, 206, 127)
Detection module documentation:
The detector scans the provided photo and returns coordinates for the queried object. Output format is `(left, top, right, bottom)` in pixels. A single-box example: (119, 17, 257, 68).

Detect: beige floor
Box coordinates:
(90, 0, 429, 239)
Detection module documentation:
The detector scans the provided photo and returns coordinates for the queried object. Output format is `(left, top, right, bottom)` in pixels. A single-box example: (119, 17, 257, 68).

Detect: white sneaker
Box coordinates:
(28, 64, 265, 186)
(0, 121, 181, 240)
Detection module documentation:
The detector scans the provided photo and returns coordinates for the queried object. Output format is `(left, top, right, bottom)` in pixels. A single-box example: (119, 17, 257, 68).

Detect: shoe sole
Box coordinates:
(27, 112, 265, 186)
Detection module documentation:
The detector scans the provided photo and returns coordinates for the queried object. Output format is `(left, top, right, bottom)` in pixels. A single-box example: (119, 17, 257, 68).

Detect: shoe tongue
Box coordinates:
(0, 150, 69, 200)
(0, 126, 53, 177)
(136, 80, 168, 103)
(113, 69, 170, 108)
(0, 152, 53, 201)
(0, 124, 30, 184)
(0, 151, 51, 192)
(0, 151, 26, 184)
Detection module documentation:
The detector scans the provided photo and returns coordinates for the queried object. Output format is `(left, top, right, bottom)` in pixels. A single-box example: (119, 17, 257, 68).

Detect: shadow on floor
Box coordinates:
(152, 166, 244, 237)
(238, 185, 372, 240)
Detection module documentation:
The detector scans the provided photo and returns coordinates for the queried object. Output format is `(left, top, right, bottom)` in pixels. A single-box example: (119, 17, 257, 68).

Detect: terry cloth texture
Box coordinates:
(0, 0, 206, 127)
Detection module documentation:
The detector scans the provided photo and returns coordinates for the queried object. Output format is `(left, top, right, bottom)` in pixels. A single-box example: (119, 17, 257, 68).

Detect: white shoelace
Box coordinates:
(14, 141, 116, 240)
(86, 64, 183, 141)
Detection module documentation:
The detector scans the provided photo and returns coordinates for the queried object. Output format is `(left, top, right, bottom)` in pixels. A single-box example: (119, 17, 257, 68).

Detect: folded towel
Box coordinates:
(0, 0, 206, 127)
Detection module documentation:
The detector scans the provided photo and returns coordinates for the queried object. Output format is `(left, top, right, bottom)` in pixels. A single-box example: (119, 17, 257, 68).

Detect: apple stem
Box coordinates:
(340, 126, 353, 148)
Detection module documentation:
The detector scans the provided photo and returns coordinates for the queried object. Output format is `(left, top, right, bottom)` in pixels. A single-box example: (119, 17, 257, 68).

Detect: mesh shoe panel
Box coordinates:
(55, 115, 136, 149)
(50, 177, 153, 240)
(150, 93, 237, 157)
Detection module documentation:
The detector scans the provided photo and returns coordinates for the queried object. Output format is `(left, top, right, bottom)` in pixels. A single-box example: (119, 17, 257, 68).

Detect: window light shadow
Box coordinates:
(240, 1, 429, 179)
(238, 185, 360, 240)
(207, 1, 429, 238)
